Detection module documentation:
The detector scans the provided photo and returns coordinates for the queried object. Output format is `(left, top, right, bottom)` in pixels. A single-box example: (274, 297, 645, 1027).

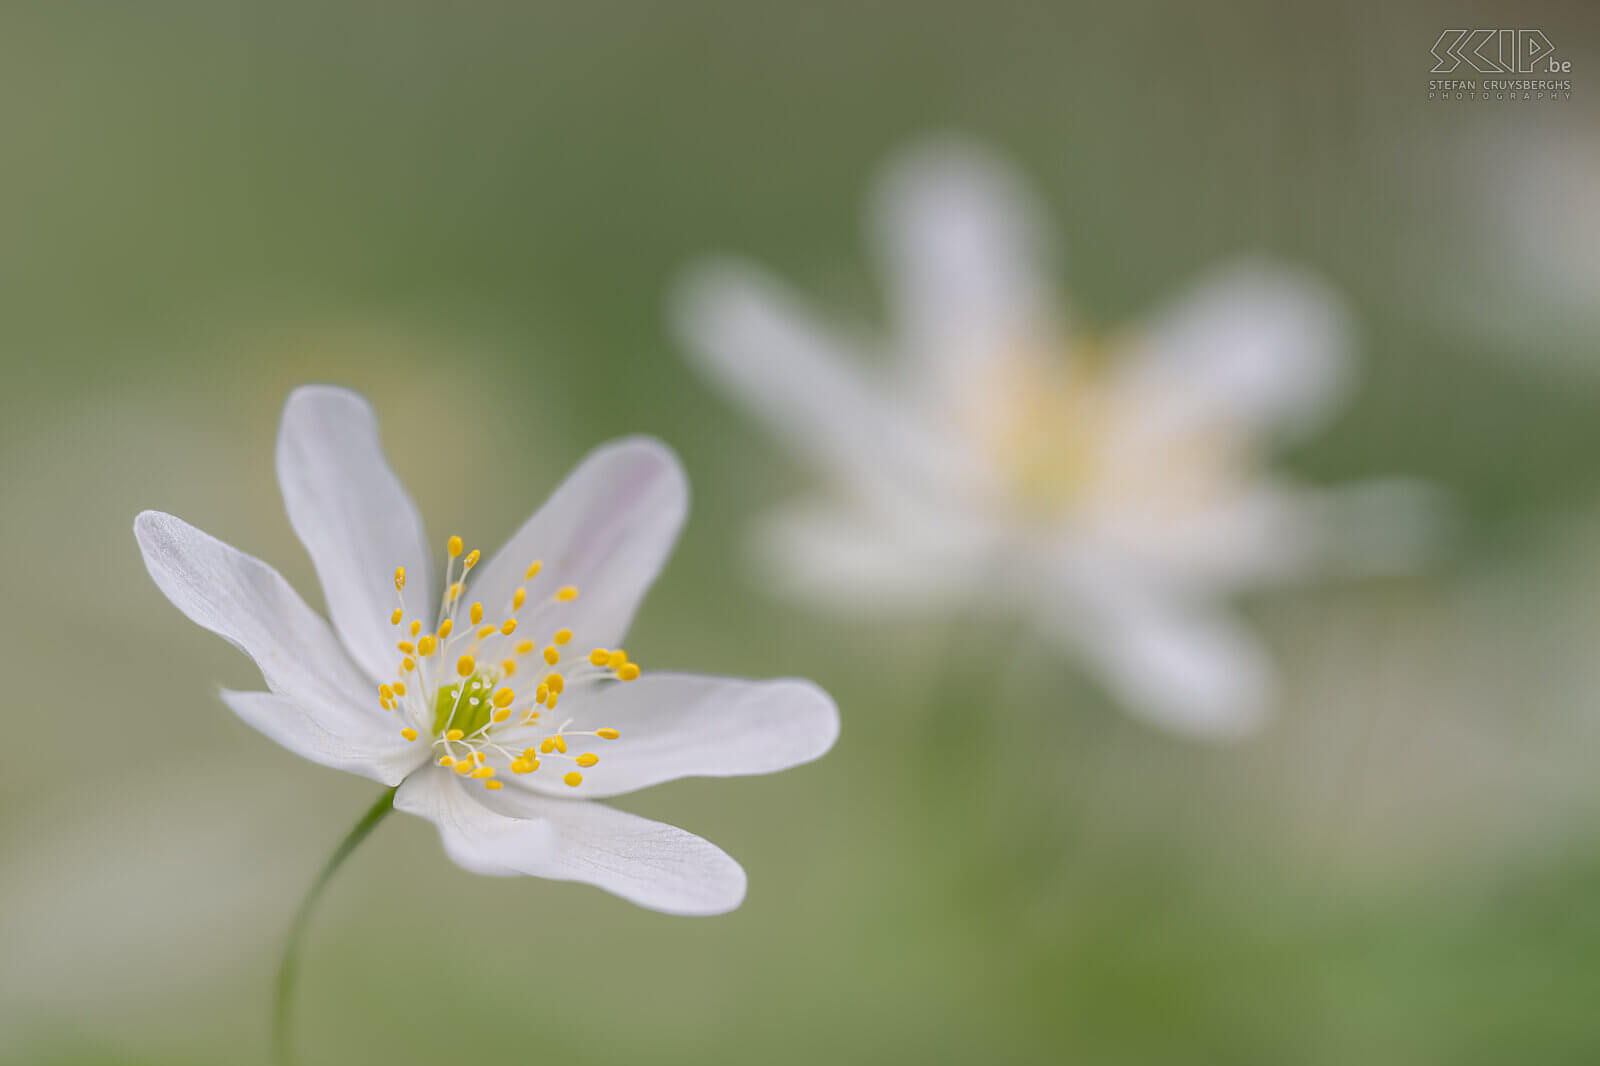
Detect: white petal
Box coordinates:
(1119, 259, 1351, 442)
(671, 260, 975, 515)
(219, 690, 422, 785)
(469, 438, 686, 653)
(871, 136, 1060, 411)
(1048, 565, 1272, 738)
(487, 788, 748, 915)
(277, 385, 434, 683)
(752, 500, 989, 614)
(134, 511, 407, 762)
(394, 766, 557, 877)
(511, 673, 839, 799)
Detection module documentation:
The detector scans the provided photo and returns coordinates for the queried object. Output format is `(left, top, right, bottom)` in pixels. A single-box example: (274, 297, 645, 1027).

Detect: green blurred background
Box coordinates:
(3, 1, 1600, 1063)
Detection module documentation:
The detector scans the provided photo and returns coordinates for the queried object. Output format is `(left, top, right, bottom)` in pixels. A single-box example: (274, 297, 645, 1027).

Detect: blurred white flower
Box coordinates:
(672, 138, 1437, 738)
(134, 386, 838, 915)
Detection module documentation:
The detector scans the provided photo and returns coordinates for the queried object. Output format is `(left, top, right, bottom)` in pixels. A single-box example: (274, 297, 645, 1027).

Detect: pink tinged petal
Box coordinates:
(1048, 564, 1272, 739)
(488, 788, 748, 916)
(511, 672, 839, 800)
(394, 767, 557, 877)
(1118, 260, 1352, 445)
(870, 136, 1062, 410)
(220, 690, 422, 786)
(276, 386, 435, 684)
(671, 260, 977, 517)
(470, 437, 687, 653)
(133, 511, 406, 758)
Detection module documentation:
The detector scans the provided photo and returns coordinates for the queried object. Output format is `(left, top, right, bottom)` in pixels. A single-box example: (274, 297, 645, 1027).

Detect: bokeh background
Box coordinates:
(4, 2, 1600, 1063)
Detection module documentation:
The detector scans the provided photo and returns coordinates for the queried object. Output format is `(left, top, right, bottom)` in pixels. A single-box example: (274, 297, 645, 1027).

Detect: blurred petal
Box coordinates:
(753, 500, 987, 613)
(220, 690, 421, 786)
(510, 673, 839, 799)
(490, 789, 748, 915)
(871, 136, 1060, 407)
(276, 385, 435, 683)
(395, 766, 557, 877)
(470, 438, 687, 654)
(134, 510, 392, 747)
(1049, 566, 1272, 737)
(672, 260, 973, 513)
(1120, 260, 1351, 442)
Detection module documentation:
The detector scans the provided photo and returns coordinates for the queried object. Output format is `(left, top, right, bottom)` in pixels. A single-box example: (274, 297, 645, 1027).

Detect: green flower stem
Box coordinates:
(272, 785, 398, 1066)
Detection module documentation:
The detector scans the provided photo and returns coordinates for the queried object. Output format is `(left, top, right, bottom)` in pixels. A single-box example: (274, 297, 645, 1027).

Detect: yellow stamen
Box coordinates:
(525, 560, 542, 579)
(576, 753, 598, 767)
(607, 650, 628, 669)
(556, 585, 578, 602)
(448, 582, 462, 602)
(589, 648, 610, 666)
(397, 641, 415, 653)
(500, 619, 518, 636)
(417, 634, 437, 656)
(402, 657, 416, 673)
(445, 729, 465, 741)
(477, 625, 495, 639)
(390, 608, 403, 625)
(484, 779, 503, 791)
(438, 619, 453, 638)
(401, 727, 418, 742)
(501, 659, 516, 675)
(552, 734, 567, 754)
(618, 663, 640, 682)
(456, 654, 476, 677)
(447, 536, 463, 558)
(470, 602, 484, 625)
(513, 587, 527, 609)
(543, 646, 560, 666)
(553, 628, 573, 645)
(597, 728, 620, 740)
(463, 549, 480, 569)
(453, 761, 472, 776)
(493, 687, 515, 708)
(563, 771, 583, 787)
(394, 566, 406, 592)
(410, 620, 422, 637)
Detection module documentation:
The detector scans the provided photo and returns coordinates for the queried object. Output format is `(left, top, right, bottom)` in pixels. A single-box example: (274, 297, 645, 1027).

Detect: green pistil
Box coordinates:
(431, 673, 495, 737)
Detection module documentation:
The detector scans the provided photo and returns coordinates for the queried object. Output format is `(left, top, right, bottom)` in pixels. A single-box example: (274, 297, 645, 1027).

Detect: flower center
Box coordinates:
(965, 339, 1242, 525)
(375, 535, 636, 792)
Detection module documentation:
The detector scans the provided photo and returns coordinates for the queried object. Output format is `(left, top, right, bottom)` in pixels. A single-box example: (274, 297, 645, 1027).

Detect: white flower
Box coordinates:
(672, 137, 1438, 738)
(134, 386, 838, 915)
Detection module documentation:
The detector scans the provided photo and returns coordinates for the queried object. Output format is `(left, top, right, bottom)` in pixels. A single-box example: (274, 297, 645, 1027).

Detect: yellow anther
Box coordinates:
(511, 758, 537, 775)
(563, 771, 583, 787)
(556, 585, 578, 602)
(576, 753, 598, 767)
(472, 751, 486, 764)
(543, 646, 560, 666)
(477, 625, 495, 639)
(589, 648, 610, 666)
(448, 582, 462, 602)
(448, 536, 463, 558)
(409, 620, 422, 637)
(521, 747, 539, 759)
(379, 683, 395, 700)
(394, 566, 406, 592)
(402, 657, 416, 673)
(401, 727, 419, 742)
(618, 663, 640, 682)
(597, 728, 620, 740)
(553, 628, 573, 645)
(439, 756, 455, 768)
(438, 619, 453, 638)
(525, 560, 542, 579)
(456, 654, 476, 677)
(417, 635, 437, 656)
(393, 681, 406, 696)
(501, 659, 516, 675)
(453, 760, 472, 776)
(500, 619, 518, 636)
(540, 737, 555, 754)
(445, 729, 465, 741)
(535, 683, 549, 702)
(464, 549, 480, 569)
(512, 587, 527, 609)
(546, 692, 559, 710)
(607, 650, 628, 669)
(516, 640, 535, 655)
(546, 673, 565, 695)
(493, 687, 515, 708)
(470, 766, 494, 779)
(484, 779, 503, 791)
(492, 708, 511, 723)
(397, 640, 415, 653)
(552, 735, 567, 753)
(390, 608, 403, 625)
(470, 602, 484, 625)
